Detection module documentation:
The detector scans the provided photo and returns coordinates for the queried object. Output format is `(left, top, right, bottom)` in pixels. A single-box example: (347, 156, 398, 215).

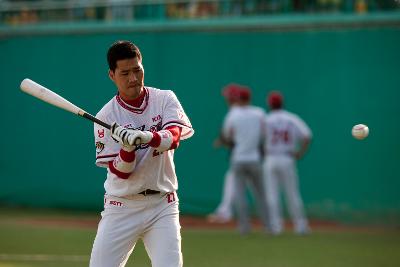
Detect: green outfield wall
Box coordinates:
(1, 13, 399, 224)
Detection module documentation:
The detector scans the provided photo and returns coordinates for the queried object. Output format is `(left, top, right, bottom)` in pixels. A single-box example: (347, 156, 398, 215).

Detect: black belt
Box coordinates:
(138, 189, 161, 196)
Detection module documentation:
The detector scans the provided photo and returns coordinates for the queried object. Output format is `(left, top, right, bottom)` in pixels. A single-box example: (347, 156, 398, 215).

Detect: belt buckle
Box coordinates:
(139, 189, 148, 196)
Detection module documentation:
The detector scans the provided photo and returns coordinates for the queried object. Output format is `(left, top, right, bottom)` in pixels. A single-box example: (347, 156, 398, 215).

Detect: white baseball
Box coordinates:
(352, 124, 369, 140)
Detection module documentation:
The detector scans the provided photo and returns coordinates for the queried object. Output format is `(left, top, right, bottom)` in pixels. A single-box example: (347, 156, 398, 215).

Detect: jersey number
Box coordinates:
(271, 129, 290, 144)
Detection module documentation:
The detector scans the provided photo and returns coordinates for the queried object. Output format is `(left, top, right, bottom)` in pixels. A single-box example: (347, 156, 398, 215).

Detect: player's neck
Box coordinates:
(119, 89, 146, 107)
(237, 102, 249, 106)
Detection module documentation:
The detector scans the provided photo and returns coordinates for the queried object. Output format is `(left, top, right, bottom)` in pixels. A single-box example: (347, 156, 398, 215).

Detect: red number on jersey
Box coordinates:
(271, 129, 290, 144)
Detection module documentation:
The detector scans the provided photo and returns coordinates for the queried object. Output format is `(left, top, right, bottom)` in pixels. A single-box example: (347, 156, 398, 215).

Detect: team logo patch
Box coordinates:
(150, 121, 162, 133)
(152, 114, 162, 122)
(96, 141, 105, 154)
(98, 129, 105, 138)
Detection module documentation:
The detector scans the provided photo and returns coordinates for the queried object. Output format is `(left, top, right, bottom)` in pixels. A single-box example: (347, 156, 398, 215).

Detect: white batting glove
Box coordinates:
(111, 122, 153, 147)
(128, 130, 153, 146)
(110, 122, 135, 151)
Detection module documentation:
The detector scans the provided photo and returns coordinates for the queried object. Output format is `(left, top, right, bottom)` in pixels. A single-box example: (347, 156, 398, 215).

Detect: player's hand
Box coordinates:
(127, 130, 153, 146)
(110, 122, 135, 150)
(111, 122, 152, 147)
(213, 138, 222, 148)
(292, 151, 303, 160)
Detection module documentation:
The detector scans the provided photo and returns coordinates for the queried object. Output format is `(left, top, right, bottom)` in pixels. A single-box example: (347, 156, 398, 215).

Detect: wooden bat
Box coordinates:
(20, 78, 111, 129)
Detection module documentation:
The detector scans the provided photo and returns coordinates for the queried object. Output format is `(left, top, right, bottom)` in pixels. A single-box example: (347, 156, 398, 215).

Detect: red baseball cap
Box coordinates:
(222, 83, 243, 102)
(268, 91, 283, 109)
(239, 87, 251, 101)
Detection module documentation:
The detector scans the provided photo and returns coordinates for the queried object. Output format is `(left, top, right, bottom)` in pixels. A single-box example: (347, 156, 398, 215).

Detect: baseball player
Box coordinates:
(90, 40, 194, 267)
(207, 84, 241, 223)
(263, 91, 311, 235)
(221, 85, 270, 234)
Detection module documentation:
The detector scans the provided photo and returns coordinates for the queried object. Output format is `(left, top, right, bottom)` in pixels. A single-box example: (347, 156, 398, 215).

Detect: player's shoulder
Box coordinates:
(146, 86, 175, 97)
(284, 110, 303, 122)
(250, 106, 266, 116)
(146, 86, 178, 102)
(266, 109, 283, 119)
(228, 106, 241, 116)
(268, 109, 293, 118)
(282, 110, 309, 130)
(224, 106, 238, 120)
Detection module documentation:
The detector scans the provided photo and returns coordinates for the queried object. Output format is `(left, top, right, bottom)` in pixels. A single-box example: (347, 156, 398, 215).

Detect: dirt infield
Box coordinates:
(13, 215, 387, 233)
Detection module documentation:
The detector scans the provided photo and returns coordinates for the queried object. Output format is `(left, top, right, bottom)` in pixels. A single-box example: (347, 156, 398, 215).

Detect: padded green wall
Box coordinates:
(1, 21, 399, 223)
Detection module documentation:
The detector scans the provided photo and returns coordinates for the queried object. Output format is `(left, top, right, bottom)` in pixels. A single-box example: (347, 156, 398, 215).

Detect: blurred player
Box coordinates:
(90, 40, 194, 267)
(207, 169, 235, 223)
(221, 85, 269, 234)
(207, 84, 241, 223)
(263, 91, 311, 235)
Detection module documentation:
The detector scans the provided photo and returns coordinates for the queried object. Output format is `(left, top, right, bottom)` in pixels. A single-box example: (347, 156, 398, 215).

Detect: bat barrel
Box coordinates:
(20, 78, 111, 129)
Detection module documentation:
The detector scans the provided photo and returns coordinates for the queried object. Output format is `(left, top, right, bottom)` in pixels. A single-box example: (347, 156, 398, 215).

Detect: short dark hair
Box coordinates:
(107, 40, 142, 71)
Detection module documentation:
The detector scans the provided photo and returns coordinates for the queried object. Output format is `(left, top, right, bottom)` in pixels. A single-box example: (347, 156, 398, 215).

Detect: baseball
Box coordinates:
(352, 124, 369, 140)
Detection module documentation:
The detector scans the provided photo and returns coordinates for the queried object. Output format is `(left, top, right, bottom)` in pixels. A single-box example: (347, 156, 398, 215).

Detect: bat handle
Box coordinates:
(80, 111, 111, 129)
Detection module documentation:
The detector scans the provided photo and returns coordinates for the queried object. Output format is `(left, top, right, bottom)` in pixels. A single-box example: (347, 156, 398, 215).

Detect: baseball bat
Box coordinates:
(20, 78, 111, 129)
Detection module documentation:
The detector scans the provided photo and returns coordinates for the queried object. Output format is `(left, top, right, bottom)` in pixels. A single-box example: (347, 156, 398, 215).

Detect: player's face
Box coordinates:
(109, 57, 144, 101)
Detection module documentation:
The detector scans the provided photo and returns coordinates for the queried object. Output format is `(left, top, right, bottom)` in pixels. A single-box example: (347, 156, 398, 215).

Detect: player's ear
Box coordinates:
(108, 69, 115, 82)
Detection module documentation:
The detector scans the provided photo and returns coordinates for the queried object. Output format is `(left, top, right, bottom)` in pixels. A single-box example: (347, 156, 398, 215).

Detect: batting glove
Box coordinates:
(110, 122, 135, 151)
(128, 130, 153, 146)
(111, 122, 153, 147)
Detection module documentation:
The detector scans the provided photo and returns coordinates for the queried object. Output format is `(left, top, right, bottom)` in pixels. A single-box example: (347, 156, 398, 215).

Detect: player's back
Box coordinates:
(265, 110, 311, 156)
(224, 105, 265, 163)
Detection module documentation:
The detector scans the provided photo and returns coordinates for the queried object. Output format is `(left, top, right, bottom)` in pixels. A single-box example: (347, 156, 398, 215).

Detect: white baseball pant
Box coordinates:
(89, 192, 182, 267)
(264, 155, 309, 234)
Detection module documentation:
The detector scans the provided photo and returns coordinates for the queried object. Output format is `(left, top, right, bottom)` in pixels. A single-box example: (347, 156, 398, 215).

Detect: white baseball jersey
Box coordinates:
(264, 110, 311, 156)
(94, 87, 194, 197)
(222, 105, 266, 163)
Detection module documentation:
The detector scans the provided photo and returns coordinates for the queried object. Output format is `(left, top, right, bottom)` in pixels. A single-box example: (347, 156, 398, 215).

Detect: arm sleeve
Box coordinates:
(108, 148, 137, 179)
(291, 114, 312, 140)
(221, 111, 234, 142)
(148, 125, 182, 153)
(161, 90, 194, 140)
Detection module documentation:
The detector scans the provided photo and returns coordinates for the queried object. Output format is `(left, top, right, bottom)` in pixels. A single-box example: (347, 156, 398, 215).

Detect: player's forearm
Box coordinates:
(296, 138, 311, 159)
(108, 147, 137, 179)
(108, 126, 181, 179)
(148, 126, 182, 152)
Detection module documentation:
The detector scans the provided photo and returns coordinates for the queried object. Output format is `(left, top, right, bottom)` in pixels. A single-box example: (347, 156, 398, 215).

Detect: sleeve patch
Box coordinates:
(98, 129, 105, 138)
(96, 141, 105, 154)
